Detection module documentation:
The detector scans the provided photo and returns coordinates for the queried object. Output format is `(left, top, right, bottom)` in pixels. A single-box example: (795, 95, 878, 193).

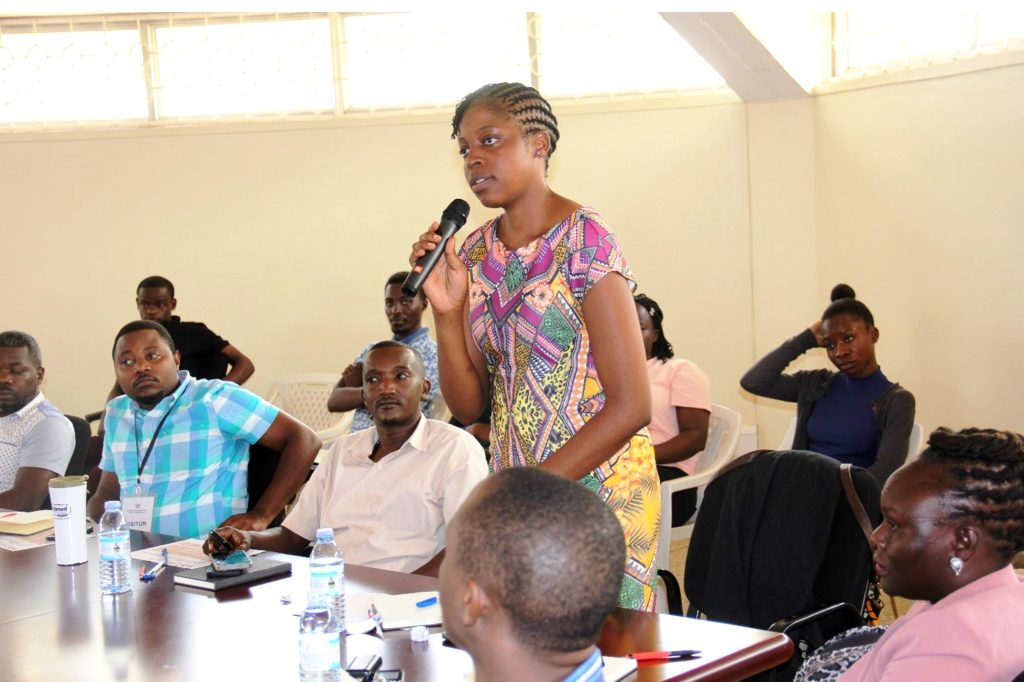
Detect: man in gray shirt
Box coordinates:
(0, 331, 74, 510)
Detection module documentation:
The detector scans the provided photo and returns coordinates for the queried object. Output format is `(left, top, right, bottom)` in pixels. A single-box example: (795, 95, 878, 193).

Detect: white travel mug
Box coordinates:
(48, 475, 90, 565)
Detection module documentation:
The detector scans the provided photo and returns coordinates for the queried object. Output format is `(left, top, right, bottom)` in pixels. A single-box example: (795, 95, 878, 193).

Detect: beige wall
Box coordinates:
(2, 63, 1021, 444)
(0, 100, 754, 424)
(815, 63, 1024, 438)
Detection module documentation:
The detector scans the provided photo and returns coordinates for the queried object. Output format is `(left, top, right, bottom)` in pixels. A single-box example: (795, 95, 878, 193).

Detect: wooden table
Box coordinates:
(0, 533, 792, 681)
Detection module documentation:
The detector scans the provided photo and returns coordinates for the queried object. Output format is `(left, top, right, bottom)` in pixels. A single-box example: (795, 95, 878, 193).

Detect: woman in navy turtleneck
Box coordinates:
(741, 284, 916, 485)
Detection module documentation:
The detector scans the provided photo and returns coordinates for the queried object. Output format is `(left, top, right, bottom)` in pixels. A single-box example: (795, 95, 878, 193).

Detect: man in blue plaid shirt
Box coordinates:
(88, 321, 320, 538)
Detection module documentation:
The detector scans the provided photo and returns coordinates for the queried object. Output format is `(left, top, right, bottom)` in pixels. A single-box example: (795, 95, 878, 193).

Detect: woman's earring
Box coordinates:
(949, 556, 964, 576)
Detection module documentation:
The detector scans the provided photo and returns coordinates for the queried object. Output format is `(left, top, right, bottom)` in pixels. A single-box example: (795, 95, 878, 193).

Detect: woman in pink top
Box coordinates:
(635, 294, 711, 526)
(800, 427, 1024, 681)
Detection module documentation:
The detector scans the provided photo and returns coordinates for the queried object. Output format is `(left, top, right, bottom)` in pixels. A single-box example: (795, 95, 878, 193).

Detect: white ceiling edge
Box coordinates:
(661, 12, 809, 102)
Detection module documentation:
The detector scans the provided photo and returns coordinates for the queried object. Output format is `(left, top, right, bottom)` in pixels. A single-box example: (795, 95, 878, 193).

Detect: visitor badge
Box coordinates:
(121, 495, 155, 532)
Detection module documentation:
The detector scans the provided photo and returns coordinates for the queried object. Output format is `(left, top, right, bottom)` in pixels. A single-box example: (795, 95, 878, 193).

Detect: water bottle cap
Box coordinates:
(410, 625, 429, 642)
(104, 501, 122, 511)
(315, 528, 334, 542)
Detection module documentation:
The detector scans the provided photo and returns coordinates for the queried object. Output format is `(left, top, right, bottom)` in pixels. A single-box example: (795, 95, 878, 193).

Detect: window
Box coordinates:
(538, 11, 725, 97)
(0, 26, 147, 124)
(833, 10, 1024, 78)
(340, 12, 531, 111)
(154, 18, 334, 118)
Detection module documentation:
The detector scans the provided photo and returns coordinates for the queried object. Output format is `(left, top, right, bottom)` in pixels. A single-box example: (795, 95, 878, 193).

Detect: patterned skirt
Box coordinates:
(579, 432, 661, 611)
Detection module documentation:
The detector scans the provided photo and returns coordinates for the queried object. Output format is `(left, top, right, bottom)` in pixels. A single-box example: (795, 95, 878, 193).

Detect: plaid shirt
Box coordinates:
(100, 371, 278, 538)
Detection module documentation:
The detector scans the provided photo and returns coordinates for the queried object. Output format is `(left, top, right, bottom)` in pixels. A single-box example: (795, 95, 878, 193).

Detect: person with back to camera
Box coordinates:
(795, 427, 1024, 681)
(741, 284, 915, 486)
(409, 82, 659, 610)
(439, 466, 626, 682)
(635, 293, 711, 527)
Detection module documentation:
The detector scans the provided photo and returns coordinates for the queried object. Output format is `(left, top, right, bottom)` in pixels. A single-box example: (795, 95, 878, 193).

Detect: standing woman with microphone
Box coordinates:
(409, 82, 659, 610)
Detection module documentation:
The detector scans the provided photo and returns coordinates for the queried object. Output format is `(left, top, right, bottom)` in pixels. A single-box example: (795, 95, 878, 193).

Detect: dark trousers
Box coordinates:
(656, 465, 698, 527)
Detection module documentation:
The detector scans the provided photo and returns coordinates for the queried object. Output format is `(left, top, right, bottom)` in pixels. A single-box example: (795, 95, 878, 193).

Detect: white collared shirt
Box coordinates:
(283, 416, 488, 573)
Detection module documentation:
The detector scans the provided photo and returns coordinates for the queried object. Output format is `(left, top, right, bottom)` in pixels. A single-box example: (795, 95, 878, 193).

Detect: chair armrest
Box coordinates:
(664, 468, 717, 495)
(769, 602, 863, 635)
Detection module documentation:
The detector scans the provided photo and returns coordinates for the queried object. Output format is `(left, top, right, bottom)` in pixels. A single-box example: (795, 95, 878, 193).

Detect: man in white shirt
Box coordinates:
(207, 340, 488, 574)
(0, 331, 74, 510)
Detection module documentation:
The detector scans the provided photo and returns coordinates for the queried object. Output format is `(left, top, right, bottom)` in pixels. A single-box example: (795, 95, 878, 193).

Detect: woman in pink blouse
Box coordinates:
(802, 427, 1024, 681)
(635, 293, 711, 526)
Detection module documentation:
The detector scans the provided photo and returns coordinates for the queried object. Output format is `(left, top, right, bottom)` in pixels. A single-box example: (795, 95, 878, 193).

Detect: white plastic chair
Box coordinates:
(903, 422, 924, 464)
(655, 403, 743, 573)
(265, 373, 354, 447)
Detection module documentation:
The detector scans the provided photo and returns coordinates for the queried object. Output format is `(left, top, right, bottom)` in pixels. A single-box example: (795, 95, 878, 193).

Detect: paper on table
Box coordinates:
(347, 591, 441, 631)
(602, 656, 638, 682)
(461, 656, 635, 682)
(0, 526, 58, 552)
(131, 538, 265, 570)
(0, 510, 54, 535)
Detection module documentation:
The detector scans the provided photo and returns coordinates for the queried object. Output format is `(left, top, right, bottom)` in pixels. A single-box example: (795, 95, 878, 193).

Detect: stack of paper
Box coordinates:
(0, 510, 54, 535)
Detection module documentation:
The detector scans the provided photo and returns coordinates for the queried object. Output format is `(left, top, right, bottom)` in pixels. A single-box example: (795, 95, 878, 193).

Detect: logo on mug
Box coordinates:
(53, 503, 70, 520)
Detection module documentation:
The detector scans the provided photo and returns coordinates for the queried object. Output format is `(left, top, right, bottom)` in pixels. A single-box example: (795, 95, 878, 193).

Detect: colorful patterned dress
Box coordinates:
(459, 206, 661, 610)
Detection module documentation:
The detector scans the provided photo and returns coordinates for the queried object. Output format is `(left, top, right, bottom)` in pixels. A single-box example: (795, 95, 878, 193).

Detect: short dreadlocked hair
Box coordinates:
(921, 427, 1024, 560)
(451, 82, 560, 171)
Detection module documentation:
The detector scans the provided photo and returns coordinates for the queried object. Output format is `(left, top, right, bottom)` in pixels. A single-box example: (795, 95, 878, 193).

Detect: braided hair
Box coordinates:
(921, 427, 1024, 560)
(451, 83, 560, 171)
(634, 293, 673, 361)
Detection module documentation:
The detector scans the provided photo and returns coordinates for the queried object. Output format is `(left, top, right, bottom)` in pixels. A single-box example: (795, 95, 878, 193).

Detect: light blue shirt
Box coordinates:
(564, 649, 604, 682)
(100, 371, 278, 538)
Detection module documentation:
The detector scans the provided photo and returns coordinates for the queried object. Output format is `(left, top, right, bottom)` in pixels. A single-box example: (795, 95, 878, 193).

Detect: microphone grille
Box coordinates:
(443, 199, 471, 226)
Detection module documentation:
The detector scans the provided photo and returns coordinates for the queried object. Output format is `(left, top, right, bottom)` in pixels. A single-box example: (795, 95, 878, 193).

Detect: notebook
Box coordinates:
(0, 510, 54, 535)
(347, 591, 442, 631)
(173, 554, 292, 591)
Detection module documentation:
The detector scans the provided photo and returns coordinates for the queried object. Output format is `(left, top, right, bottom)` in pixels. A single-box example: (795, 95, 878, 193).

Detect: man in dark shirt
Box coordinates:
(100, 276, 255, 415)
(134, 275, 254, 384)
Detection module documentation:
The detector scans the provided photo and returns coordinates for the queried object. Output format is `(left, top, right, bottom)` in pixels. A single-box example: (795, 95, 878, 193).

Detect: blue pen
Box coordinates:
(415, 596, 438, 608)
(141, 547, 169, 582)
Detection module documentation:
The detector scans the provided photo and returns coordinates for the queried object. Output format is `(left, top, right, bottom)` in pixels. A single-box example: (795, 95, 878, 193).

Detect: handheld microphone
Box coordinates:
(402, 199, 470, 297)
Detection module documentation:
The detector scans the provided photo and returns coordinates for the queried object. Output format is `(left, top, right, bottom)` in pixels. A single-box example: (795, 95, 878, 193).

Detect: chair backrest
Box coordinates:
(655, 404, 742, 572)
(428, 393, 451, 423)
(684, 449, 880, 632)
(64, 415, 92, 477)
(265, 373, 353, 445)
(777, 417, 798, 450)
(905, 422, 923, 463)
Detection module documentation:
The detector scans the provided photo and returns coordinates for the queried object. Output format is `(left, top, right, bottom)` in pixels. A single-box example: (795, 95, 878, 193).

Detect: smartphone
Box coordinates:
(207, 530, 234, 557)
(210, 549, 252, 572)
(345, 654, 382, 681)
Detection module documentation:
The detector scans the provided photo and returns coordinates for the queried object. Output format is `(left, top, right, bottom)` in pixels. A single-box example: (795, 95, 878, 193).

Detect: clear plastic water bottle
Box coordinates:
(298, 591, 342, 682)
(309, 527, 345, 633)
(98, 501, 132, 595)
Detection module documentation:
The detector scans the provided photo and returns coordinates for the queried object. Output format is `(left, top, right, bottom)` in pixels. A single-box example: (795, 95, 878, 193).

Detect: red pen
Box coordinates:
(629, 649, 700, 661)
